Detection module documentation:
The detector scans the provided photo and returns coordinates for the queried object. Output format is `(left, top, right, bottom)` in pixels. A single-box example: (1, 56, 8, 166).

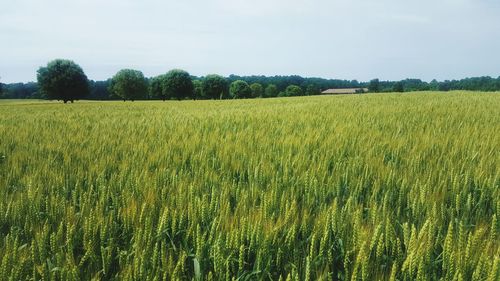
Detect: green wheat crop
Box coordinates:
(0, 91, 498, 280)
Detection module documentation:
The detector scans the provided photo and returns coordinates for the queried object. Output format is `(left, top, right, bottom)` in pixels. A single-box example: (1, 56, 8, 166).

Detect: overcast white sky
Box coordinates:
(1, 0, 499, 83)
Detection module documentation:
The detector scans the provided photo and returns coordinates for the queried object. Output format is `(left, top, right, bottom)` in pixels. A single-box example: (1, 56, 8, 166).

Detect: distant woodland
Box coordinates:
(1, 70, 500, 100)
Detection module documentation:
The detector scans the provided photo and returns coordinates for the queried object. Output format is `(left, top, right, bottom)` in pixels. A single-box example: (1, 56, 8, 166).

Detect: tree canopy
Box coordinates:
(393, 82, 404, 92)
(305, 84, 320, 96)
(250, 83, 264, 98)
(202, 74, 229, 99)
(283, 85, 303, 97)
(229, 80, 252, 99)
(162, 69, 194, 100)
(150, 74, 167, 100)
(193, 80, 203, 100)
(369, 79, 381, 93)
(4, 62, 500, 101)
(264, 84, 278, 98)
(109, 69, 148, 101)
(36, 59, 89, 103)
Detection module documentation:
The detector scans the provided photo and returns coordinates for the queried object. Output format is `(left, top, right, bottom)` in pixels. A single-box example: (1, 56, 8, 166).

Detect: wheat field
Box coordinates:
(0, 92, 499, 280)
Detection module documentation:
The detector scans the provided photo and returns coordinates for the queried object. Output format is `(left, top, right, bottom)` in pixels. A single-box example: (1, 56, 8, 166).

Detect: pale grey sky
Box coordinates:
(1, 0, 499, 83)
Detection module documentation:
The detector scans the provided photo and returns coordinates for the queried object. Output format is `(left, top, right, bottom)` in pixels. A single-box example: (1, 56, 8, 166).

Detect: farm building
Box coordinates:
(321, 88, 368, 94)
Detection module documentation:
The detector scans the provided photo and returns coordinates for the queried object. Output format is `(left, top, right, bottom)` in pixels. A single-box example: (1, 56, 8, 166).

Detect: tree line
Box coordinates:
(366, 77, 500, 93)
(1, 59, 499, 101)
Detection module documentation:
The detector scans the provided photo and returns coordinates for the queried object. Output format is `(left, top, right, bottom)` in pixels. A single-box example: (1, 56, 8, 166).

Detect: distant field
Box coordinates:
(0, 92, 498, 280)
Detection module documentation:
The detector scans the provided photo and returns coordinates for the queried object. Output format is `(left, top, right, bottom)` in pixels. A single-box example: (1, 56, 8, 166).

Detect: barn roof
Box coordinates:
(321, 88, 368, 94)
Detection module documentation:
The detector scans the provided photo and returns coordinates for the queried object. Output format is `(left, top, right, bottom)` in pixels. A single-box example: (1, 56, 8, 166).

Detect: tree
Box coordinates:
(438, 81, 451, 92)
(163, 69, 194, 100)
(150, 75, 166, 100)
(193, 80, 203, 100)
(285, 85, 303, 97)
(202, 74, 228, 99)
(429, 79, 439, 91)
(88, 79, 112, 100)
(109, 69, 148, 101)
(250, 83, 264, 98)
(1, 82, 39, 99)
(264, 84, 278, 98)
(368, 79, 380, 93)
(229, 80, 252, 99)
(393, 81, 404, 92)
(37, 59, 89, 103)
(305, 84, 320, 95)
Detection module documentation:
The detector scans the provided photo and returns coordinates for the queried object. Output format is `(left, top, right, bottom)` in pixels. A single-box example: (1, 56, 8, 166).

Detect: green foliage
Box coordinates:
(250, 83, 264, 98)
(229, 80, 251, 99)
(277, 91, 287, 97)
(149, 75, 165, 100)
(264, 84, 278, 98)
(369, 78, 380, 92)
(202, 74, 228, 99)
(193, 79, 203, 100)
(162, 69, 194, 100)
(281, 85, 303, 97)
(6, 74, 500, 100)
(305, 84, 320, 95)
(109, 69, 148, 101)
(0, 92, 498, 280)
(1, 82, 39, 99)
(36, 59, 89, 103)
(393, 82, 404, 92)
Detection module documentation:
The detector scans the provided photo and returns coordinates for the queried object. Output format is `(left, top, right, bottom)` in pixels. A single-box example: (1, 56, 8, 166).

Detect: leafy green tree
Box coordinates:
(193, 80, 203, 100)
(149, 75, 166, 100)
(369, 79, 380, 93)
(163, 69, 194, 100)
(88, 80, 112, 100)
(264, 84, 278, 98)
(429, 79, 439, 91)
(202, 74, 228, 99)
(37, 59, 89, 103)
(285, 85, 303, 97)
(109, 69, 148, 101)
(393, 81, 404, 92)
(438, 81, 451, 91)
(229, 80, 252, 99)
(305, 84, 320, 95)
(250, 83, 264, 98)
(0, 82, 39, 99)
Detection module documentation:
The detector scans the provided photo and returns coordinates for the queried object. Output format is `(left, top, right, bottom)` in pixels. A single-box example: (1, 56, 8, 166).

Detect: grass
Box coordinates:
(0, 91, 498, 280)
